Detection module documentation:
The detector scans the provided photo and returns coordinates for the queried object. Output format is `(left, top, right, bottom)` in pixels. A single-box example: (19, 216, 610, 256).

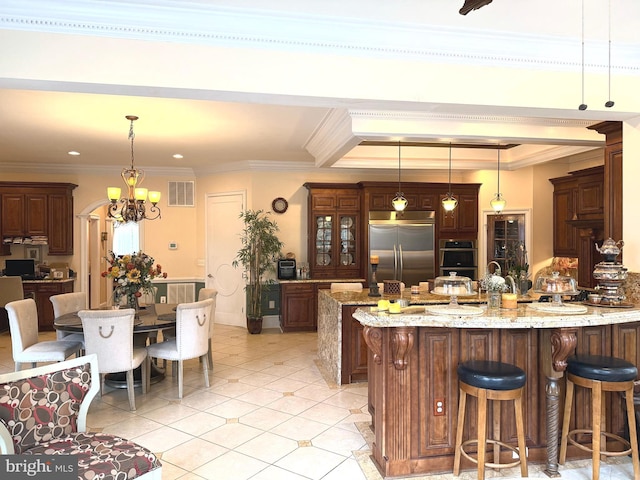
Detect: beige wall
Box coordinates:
(2, 158, 603, 283)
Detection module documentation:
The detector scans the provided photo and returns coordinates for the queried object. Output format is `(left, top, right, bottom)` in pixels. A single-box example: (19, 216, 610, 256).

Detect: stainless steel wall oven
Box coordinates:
(439, 239, 477, 280)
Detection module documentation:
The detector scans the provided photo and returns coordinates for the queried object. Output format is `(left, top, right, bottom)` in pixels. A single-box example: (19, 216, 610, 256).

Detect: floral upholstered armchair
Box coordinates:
(0, 354, 162, 480)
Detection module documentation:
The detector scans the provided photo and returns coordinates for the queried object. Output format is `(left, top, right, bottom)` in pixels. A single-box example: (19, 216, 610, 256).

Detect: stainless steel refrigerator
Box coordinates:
(369, 211, 435, 287)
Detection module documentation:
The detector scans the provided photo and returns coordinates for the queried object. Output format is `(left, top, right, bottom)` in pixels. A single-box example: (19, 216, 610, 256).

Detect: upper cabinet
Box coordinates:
(437, 191, 479, 236)
(305, 183, 361, 279)
(550, 166, 604, 257)
(1, 193, 48, 237)
(0, 182, 77, 255)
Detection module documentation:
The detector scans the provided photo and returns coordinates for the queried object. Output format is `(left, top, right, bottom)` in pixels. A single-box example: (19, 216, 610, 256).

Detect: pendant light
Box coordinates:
(441, 142, 458, 213)
(392, 141, 408, 212)
(605, 0, 614, 108)
(107, 115, 162, 223)
(490, 147, 506, 213)
(578, 0, 587, 110)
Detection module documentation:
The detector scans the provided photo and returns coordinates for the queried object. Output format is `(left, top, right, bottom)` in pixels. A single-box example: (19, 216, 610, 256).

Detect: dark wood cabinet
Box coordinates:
(22, 280, 74, 331)
(341, 305, 368, 383)
(280, 282, 316, 332)
(437, 191, 479, 236)
(1, 194, 48, 237)
(47, 192, 74, 255)
(305, 184, 361, 280)
(552, 184, 577, 256)
(550, 167, 604, 288)
(0, 182, 77, 255)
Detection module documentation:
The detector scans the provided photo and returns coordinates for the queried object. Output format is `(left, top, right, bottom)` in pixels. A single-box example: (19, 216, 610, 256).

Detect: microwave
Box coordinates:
(277, 259, 296, 280)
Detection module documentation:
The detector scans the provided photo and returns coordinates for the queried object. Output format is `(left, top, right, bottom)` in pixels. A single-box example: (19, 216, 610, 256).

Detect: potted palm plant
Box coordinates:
(233, 209, 284, 334)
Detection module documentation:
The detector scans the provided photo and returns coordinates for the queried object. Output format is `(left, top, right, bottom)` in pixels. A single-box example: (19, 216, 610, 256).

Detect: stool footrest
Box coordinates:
(460, 439, 524, 470)
(567, 429, 633, 458)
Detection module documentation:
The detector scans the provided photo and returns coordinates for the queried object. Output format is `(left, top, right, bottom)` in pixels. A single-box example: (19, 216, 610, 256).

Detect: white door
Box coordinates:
(206, 192, 246, 327)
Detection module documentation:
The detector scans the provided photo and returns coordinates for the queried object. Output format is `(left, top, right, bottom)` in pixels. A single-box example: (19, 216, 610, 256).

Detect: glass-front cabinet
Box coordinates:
(305, 184, 361, 279)
(486, 213, 525, 275)
(311, 212, 359, 278)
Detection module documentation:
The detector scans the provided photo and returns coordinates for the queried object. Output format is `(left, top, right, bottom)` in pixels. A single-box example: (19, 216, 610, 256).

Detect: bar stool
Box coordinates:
(559, 354, 640, 480)
(453, 360, 528, 480)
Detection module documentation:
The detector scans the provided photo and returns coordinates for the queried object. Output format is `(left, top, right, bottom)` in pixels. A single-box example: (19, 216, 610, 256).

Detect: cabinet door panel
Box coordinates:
(457, 194, 478, 233)
(341, 306, 368, 383)
(577, 180, 603, 215)
(553, 188, 576, 256)
(336, 195, 359, 210)
(48, 194, 73, 255)
(312, 194, 336, 210)
(26, 194, 48, 235)
(2, 194, 25, 236)
(280, 284, 315, 331)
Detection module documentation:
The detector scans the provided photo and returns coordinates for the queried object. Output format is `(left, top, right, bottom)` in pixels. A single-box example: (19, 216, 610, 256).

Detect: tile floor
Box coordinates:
(0, 325, 635, 479)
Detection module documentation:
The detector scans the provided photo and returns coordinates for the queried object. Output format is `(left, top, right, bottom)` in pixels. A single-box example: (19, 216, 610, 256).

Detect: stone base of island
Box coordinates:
(317, 288, 640, 478)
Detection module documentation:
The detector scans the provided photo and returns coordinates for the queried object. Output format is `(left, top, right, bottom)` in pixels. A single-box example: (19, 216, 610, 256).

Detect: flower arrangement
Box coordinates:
(480, 272, 508, 293)
(102, 251, 167, 307)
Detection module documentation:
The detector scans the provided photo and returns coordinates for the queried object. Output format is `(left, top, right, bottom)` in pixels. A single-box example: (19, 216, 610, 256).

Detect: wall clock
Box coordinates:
(272, 197, 288, 214)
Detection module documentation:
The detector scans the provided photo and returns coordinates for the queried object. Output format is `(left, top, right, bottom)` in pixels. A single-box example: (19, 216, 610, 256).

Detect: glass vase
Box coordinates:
(126, 291, 140, 312)
(487, 291, 501, 310)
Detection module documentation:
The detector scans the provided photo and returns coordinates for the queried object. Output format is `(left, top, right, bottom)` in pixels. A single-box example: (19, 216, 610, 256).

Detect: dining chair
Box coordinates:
(79, 308, 148, 411)
(0, 354, 162, 479)
(0, 276, 24, 332)
(146, 298, 213, 399)
(5, 298, 83, 371)
(50, 291, 87, 349)
(197, 288, 217, 369)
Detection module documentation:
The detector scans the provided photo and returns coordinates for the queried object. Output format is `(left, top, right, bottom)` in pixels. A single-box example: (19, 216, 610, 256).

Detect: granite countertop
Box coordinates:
(22, 278, 75, 283)
(353, 303, 640, 329)
(318, 288, 538, 306)
(279, 278, 366, 284)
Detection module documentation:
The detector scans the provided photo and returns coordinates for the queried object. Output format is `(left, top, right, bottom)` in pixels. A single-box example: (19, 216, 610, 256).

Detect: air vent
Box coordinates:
(167, 283, 196, 304)
(168, 181, 195, 207)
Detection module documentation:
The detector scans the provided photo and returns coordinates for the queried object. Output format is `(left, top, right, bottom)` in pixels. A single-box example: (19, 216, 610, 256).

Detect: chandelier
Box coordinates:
(107, 115, 161, 223)
(391, 141, 408, 212)
(441, 142, 458, 213)
(490, 147, 507, 213)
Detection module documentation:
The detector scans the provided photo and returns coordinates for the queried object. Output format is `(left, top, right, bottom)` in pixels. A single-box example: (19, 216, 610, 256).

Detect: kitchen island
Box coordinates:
(317, 288, 513, 385)
(349, 302, 640, 478)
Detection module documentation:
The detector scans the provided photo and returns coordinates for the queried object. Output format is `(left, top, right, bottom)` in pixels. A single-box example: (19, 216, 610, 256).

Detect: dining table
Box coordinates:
(54, 303, 177, 387)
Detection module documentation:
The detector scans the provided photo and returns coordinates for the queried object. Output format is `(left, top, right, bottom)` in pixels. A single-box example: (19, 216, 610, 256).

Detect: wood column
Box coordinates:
(587, 121, 623, 245)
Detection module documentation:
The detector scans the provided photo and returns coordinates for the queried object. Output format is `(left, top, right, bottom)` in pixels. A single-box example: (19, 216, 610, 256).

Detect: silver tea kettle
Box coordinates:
(595, 238, 623, 262)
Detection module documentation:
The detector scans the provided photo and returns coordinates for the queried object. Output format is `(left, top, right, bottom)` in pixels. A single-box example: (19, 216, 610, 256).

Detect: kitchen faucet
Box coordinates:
(486, 261, 502, 276)
(504, 275, 517, 294)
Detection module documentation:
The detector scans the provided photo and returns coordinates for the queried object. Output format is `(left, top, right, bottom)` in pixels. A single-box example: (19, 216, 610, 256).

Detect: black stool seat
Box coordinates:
(567, 355, 638, 382)
(457, 360, 526, 391)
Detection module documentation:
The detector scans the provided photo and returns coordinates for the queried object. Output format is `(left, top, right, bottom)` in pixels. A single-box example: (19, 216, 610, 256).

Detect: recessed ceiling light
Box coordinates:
(173, 154, 183, 159)
(68, 151, 80, 156)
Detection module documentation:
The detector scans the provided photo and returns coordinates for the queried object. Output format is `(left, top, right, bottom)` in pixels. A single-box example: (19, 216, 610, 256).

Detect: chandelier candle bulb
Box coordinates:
(370, 255, 379, 265)
(134, 188, 148, 201)
(148, 190, 161, 204)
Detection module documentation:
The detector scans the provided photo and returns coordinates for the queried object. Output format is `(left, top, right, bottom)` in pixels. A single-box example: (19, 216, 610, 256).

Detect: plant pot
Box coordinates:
(246, 316, 263, 334)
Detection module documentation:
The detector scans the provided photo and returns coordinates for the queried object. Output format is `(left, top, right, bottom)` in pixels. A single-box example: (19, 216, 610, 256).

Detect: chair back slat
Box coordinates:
(6, 299, 39, 355)
(79, 309, 136, 374)
(176, 299, 213, 359)
(50, 292, 87, 318)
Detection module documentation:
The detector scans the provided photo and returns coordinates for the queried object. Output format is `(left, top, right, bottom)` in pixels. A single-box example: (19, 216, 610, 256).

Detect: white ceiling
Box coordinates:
(1, 0, 639, 176)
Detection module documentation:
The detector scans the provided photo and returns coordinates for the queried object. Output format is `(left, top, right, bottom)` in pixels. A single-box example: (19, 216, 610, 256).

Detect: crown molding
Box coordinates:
(2, 0, 639, 73)
(0, 162, 195, 177)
